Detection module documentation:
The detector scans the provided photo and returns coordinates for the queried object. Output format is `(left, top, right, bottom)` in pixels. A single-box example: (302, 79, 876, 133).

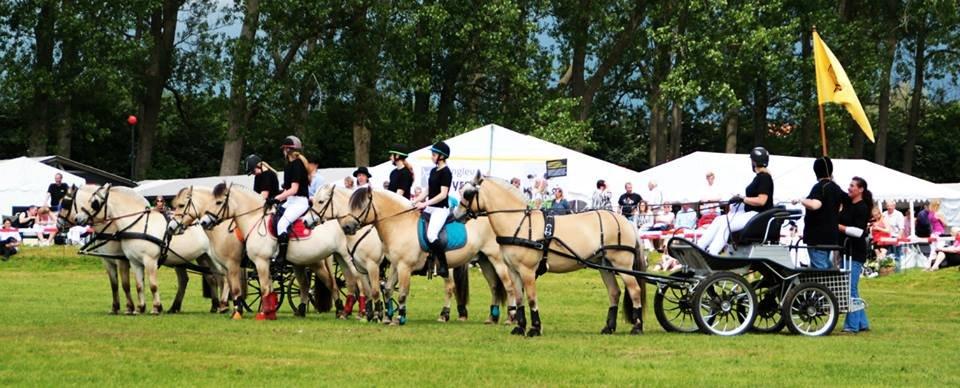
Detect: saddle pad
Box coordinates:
(267, 215, 312, 240)
(418, 213, 467, 252)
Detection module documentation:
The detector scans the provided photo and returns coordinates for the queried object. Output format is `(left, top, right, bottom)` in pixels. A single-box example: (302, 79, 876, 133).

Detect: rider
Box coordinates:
(414, 141, 452, 277)
(797, 156, 846, 268)
(387, 145, 414, 199)
(697, 146, 774, 255)
(246, 154, 280, 200)
(270, 136, 310, 262)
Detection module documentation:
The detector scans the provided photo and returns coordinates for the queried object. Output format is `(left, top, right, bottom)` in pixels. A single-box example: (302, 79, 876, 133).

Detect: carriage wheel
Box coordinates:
(245, 268, 287, 313)
(285, 268, 326, 315)
(781, 282, 838, 336)
(653, 272, 698, 333)
(692, 272, 757, 336)
(750, 280, 785, 333)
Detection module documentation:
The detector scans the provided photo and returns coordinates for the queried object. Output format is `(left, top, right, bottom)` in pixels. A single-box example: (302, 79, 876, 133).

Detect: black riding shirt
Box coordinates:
(388, 167, 414, 199)
(744, 172, 774, 213)
(253, 169, 281, 199)
(427, 166, 452, 208)
(283, 159, 310, 197)
(803, 179, 846, 246)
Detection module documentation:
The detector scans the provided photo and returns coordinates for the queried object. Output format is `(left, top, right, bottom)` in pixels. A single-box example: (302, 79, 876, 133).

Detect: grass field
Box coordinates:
(1, 246, 959, 386)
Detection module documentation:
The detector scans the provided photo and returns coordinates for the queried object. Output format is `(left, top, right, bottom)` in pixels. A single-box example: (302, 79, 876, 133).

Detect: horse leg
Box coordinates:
(619, 273, 646, 335)
(382, 263, 399, 322)
(292, 265, 309, 317)
(393, 262, 413, 326)
(517, 265, 542, 337)
(438, 275, 454, 322)
(131, 262, 147, 315)
(599, 269, 621, 335)
(506, 265, 524, 326)
(341, 266, 358, 319)
(254, 258, 276, 320)
(103, 260, 121, 314)
(356, 256, 382, 323)
(118, 260, 135, 315)
(169, 266, 188, 314)
(145, 258, 163, 314)
(226, 258, 244, 319)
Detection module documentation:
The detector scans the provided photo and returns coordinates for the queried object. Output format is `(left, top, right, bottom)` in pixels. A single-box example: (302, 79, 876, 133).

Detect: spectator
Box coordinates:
(618, 183, 643, 223)
(926, 227, 960, 271)
(353, 166, 372, 188)
(343, 176, 355, 190)
(306, 156, 325, 199)
(675, 203, 698, 230)
(650, 205, 675, 230)
(412, 186, 423, 200)
(701, 171, 722, 211)
(636, 201, 654, 230)
(46, 173, 69, 211)
(881, 200, 905, 261)
(529, 179, 550, 209)
(548, 187, 571, 215)
(14, 206, 37, 228)
(647, 180, 663, 208)
(870, 206, 892, 260)
(510, 177, 521, 190)
(154, 196, 168, 214)
(246, 154, 280, 200)
(35, 207, 57, 246)
(1, 218, 21, 260)
(928, 199, 947, 236)
(591, 179, 613, 211)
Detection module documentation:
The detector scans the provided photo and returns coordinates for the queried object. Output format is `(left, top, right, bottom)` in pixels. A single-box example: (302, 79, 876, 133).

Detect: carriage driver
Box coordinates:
(413, 141, 453, 277)
(269, 135, 311, 262)
(696, 146, 775, 255)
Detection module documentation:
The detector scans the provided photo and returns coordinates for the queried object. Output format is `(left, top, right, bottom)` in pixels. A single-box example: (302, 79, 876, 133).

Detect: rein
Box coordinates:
(350, 188, 419, 229)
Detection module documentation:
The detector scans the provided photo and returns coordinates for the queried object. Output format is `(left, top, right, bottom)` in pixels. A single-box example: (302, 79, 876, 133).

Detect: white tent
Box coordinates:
(635, 151, 960, 221)
(369, 124, 642, 201)
(0, 157, 87, 216)
(135, 168, 355, 198)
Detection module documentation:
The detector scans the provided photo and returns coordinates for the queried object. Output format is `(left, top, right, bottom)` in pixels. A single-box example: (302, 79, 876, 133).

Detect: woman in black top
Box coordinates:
(698, 147, 774, 255)
(387, 145, 414, 199)
(414, 141, 453, 277)
(246, 154, 280, 200)
(838, 176, 872, 333)
(272, 136, 310, 260)
(798, 156, 847, 269)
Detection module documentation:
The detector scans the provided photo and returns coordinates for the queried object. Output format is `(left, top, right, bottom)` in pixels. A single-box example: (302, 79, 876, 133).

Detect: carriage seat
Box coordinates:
(731, 206, 800, 245)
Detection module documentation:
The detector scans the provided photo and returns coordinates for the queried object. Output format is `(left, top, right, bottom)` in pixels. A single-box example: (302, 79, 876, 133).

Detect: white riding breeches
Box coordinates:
(424, 206, 450, 243)
(278, 196, 309, 236)
(697, 203, 757, 255)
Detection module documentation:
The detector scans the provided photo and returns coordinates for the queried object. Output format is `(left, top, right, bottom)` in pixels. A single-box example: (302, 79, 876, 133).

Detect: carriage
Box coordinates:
(646, 206, 853, 336)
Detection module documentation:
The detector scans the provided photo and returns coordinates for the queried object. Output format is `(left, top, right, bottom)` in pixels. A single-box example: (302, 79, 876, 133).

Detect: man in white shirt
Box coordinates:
(701, 171, 722, 214)
(882, 200, 905, 260)
(647, 180, 663, 208)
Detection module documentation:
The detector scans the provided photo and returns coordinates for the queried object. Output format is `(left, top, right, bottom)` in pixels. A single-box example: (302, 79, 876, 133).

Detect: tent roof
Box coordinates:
(636, 151, 960, 203)
(134, 168, 354, 198)
(29, 155, 136, 187)
(0, 157, 87, 215)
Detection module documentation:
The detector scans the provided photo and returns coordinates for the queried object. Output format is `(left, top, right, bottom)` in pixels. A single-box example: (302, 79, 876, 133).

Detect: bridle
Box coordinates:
(347, 187, 418, 229)
(202, 183, 267, 230)
(171, 186, 205, 232)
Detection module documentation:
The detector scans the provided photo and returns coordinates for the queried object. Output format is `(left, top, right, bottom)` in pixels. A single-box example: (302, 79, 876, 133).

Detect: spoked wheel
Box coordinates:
(245, 267, 288, 313)
(692, 272, 757, 336)
(654, 273, 698, 333)
(285, 268, 314, 315)
(751, 279, 785, 333)
(781, 282, 838, 336)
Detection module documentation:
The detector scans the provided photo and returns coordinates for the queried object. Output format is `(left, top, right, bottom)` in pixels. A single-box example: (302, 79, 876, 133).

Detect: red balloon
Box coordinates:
(127, 115, 138, 125)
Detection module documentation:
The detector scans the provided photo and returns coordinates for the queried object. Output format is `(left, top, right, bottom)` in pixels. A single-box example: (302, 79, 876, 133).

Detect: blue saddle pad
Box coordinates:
(418, 213, 468, 252)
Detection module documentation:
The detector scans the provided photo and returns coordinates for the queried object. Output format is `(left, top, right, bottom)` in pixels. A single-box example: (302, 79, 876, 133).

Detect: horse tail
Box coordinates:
(453, 264, 470, 307)
(476, 253, 506, 306)
(314, 272, 334, 313)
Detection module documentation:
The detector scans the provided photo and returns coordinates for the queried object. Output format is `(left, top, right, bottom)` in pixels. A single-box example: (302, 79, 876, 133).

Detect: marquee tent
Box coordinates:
(368, 124, 642, 201)
(0, 157, 87, 216)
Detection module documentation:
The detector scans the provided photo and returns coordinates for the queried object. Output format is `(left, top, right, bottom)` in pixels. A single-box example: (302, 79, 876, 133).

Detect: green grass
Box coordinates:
(1, 246, 959, 386)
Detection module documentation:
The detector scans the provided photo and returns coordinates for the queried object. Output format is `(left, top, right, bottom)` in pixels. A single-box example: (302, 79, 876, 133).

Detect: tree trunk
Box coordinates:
(135, 0, 181, 179)
(669, 101, 682, 159)
(292, 39, 317, 142)
(752, 77, 767, 147)
(903, 24, 926, 175)
(412, 16, 433, 147)
(27, 0, 57, 156)
(568, 0, 589, 105)
(799, 29, 814, 156)
(577, 1, 646, 121)
(54, 103, 72, 157)
(875, 19, 898, 164)
(435, 53, 460, 135)
(851, 120, 865, 158)
(219, 0, 259, 176)
(725, 107, 739, 153)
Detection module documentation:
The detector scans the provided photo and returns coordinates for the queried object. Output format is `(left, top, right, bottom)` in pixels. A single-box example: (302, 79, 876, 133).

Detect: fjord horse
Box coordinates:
(309, 184, 516, 323)
(67, 185, 212, 314)
(340, 187, 519, 325)
(453, 174, 647, 336)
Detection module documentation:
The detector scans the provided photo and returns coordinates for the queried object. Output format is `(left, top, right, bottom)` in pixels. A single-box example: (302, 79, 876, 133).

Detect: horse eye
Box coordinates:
(91, 200, 101, 210)
(177, 204, 184, 209)
(215, 201, 223, 205)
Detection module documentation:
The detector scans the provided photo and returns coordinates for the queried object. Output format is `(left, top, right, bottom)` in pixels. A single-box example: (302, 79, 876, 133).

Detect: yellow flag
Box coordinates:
(813, 31, 875, 142)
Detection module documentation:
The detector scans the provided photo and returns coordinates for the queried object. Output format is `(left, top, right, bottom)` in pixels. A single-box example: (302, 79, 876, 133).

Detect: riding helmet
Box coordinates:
(430, 141, 450, 159)
(244, 154, 262, 174)
(281, 135, 302, 150)
(813, 156, 833, 179)
(750, 146, 769, 168)
(388, 144, 408, 159)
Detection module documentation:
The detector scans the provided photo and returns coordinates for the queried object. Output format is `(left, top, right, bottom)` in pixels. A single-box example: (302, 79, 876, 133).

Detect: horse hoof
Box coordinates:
(526, 327, 542, 337)
(218, 307, 231, 314)
(458, 316, 468, 322)
(231, 311, 243, 320)
(484, 317, 494, 325)
(255, 312, 267, 320)
(630, 326, 644, 335)
(137, 305, 146, 314)
(600, 326, 615, 335)
(510, 326, 525, 336)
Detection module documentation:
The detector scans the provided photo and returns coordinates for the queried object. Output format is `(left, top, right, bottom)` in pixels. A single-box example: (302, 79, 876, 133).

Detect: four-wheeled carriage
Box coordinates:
(651, 206, 853, 336)
(238, 258, 332, 316)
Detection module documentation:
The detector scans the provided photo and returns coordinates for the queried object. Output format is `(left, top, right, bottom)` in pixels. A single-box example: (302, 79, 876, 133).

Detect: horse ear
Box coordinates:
(474, 170, 482, 183)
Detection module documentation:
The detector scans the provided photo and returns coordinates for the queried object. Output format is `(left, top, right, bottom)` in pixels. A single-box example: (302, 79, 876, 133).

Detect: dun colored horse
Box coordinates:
(308, 184, 516, 323)
(340, 187, 519, 325)
(453, 173, 647, 336)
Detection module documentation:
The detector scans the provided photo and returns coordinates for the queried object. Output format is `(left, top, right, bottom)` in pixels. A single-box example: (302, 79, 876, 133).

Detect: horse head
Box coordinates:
(453, 170, 485, 221)
(169, 185, 213, 234)
(304, 183, 342, 228)
(74, 183, 112, 225)
(342, 186, 374, 235)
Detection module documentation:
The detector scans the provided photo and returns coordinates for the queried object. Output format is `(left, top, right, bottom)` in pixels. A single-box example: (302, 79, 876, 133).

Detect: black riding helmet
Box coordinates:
(813, 156, 834, 179)
(750, 146, 769, 168)
(244, 154, 262, 174)
(430, 141, 450, 160)
(388, 144, 408, 159)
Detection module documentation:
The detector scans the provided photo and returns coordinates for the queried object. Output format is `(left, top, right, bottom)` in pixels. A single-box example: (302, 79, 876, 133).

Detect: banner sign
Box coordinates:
(545, 159, 567, 178)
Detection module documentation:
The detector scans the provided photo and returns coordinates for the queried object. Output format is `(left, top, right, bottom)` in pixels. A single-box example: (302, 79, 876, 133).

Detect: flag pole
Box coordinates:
(818, 104, 828, 156)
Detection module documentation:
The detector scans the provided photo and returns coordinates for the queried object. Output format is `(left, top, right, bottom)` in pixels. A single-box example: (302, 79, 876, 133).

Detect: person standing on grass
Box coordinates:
(839, 177, 873, 334)
(46, 173, 69, 212)
(1, 218, 21, 261)
(618, 182, 643, 223)
(797, 157, 846, 269)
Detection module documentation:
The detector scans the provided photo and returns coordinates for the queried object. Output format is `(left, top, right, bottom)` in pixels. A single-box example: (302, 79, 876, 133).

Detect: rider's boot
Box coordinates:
(429, 240, 449, 278)
(276, 232, 289, 266)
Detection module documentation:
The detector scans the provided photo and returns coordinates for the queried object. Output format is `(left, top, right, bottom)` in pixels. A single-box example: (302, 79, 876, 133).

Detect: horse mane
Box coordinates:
(213, 182, 228, 197)
(349, 186, 370, 211)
